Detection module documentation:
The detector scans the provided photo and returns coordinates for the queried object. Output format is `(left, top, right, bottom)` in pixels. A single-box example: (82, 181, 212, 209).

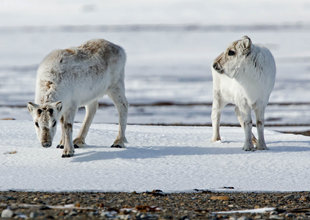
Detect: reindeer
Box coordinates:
(27, 39, 128, 157)
(211, 36, 276, 151)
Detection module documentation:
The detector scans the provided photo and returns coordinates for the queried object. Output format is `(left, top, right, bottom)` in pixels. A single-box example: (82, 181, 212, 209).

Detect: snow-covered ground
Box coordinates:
(0, 0, 309, 192)
(1, 120, 310, 192)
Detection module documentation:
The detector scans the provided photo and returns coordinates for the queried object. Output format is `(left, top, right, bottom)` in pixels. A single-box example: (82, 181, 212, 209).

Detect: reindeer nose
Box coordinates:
(42, 142, 52, 148)
(213, 62, 219, 70)
(213, 62, 223, 73)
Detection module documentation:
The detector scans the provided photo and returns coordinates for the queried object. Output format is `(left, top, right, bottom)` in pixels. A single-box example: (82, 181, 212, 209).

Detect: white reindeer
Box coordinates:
(27, 39, 128, 157)
(211, 36, 276, 151)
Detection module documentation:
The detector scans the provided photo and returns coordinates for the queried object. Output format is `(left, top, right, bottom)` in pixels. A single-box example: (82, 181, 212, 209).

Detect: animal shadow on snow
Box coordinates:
(267, 140, 310, 153)
(72, 145, 242, 163)
(71, 139, 310, 163)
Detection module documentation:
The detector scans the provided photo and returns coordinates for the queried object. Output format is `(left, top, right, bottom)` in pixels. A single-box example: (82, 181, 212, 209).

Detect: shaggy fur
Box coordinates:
(211, 36, 276, 151)
(28, 39, 128, 157)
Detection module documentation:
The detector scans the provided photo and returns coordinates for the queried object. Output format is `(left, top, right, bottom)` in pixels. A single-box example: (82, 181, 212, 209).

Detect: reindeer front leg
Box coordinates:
(57, 116, 65, 149)
(254, 106, 268, 150)
(62, 107, 77, 158)
(211, 91, 225, 142)
(240, 107, 254, 151)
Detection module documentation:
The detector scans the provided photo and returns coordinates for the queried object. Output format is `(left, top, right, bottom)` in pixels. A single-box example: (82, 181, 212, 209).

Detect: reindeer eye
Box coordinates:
(48, 109, 53, 115)
(35, 122, 39, 128)
(52, 121, 56, 127)
(228, 50, 235, 56)
(37, 109, 42, 114)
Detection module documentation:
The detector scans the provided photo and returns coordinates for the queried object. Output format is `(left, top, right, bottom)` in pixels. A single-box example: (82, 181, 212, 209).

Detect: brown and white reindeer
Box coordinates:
(27, 39, 128, 157)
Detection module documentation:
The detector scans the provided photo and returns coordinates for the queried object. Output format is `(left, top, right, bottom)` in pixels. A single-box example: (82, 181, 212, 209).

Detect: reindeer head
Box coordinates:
(212, 36, 252, 78)
(27, 101, 62, 148)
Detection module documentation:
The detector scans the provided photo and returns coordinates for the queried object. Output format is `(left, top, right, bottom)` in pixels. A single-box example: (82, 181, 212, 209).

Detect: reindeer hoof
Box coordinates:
(56, 145, 64, 149)
(256, 145, 268, 150)
(61, 153, 74, 158)
(111, 144, 124, 148)
(61, 148, 74, 158)
(242, 144, 255, 151)
(74, 144, 80, 148)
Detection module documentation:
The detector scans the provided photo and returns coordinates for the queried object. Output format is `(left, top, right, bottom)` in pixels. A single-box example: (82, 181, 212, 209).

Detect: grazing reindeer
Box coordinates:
(211, 36, 276, 151)
(27, 39, 128, 157)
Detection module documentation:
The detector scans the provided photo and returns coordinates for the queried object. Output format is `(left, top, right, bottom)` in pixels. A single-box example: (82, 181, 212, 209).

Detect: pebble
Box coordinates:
(1, 208, 14, 218)
(283, 194, 295, 200)
(270, 211, 278, 215)
(101, 210, 118, 218)
(237, 216, 251, 220)
(269, 215, 284, 219)
(68, 210, 77, 216)
(210, 195, 230, 201)
(285, 213, 295, 218)
(119, 214, 131, 220)
(29, 211, 38, 218)
(16, 213, 28, 218)
(136, 213, 158, 220)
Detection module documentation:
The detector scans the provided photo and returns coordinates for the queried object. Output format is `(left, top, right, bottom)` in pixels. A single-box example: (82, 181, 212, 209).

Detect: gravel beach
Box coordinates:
(1, 190, 310, 219)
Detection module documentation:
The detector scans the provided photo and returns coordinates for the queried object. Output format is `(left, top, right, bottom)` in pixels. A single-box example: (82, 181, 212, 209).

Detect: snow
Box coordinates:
(214, 207, 275, 214)
(0, 120, 310, 192)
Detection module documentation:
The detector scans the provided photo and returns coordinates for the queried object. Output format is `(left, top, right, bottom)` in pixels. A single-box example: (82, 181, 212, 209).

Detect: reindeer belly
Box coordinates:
(67, 76, 110, 106)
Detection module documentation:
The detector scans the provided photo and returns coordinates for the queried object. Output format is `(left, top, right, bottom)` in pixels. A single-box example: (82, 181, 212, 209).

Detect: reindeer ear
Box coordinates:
(54, 101, 63, 112)
(239, 36, 252, 55)
(50, 101, 62, 113)
(27, 102, 39, 113)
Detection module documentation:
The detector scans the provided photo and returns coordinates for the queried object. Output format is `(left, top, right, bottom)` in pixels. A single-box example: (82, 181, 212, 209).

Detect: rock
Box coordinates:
(68, 210, 77, 216)
(120, 208, 133, 215)
(119, 214, 131, 220)
(136, 213, 158, 220)
(283, 194, 294, 200)
(101, 211, 117, 218)
(285, 213, 295, 218)
(88, 211, 99, 217)
(16, 213, 28, 218)
(210, 195, 230, 201)
(1, 209, 14, 218)
(237, 216, 251, 220)
(269, 215, 284, 219)
(9, 204, 18, 210)
(29, 211, 38, 218)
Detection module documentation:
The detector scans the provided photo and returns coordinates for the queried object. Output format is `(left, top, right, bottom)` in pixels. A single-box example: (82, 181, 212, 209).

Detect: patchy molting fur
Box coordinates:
(28, 39, 128, 158)
(211, 36, 276, 151)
